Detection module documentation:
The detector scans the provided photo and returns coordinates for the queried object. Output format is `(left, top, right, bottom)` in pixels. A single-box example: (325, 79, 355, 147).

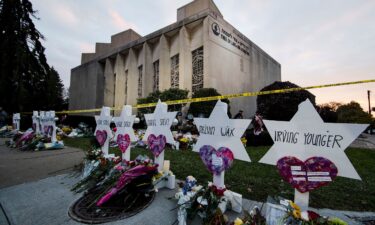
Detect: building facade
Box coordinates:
(69, 0, 281, 117)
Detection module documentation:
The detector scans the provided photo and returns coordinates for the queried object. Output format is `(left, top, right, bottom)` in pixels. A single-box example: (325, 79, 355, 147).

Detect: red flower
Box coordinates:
(210, 185, 226, 197)
(307, 210, 320, 220)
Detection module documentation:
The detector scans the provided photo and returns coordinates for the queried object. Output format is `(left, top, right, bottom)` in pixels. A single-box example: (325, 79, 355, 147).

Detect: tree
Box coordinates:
(45, 67, 65, 110)
(137, 88, 189, 114)
(188, 88, 231, 118)
(0, 0, 64, 113)
(317, 102, 342, 122)
(336, 101, 372, 124)
(256, 81, 316, 121)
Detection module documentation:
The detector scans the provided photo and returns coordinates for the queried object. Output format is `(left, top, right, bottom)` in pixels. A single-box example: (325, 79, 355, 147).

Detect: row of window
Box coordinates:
(120, 47, 204, 99)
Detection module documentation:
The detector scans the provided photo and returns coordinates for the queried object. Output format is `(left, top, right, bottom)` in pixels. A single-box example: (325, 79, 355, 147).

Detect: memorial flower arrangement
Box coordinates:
(174, 133, 198, 149)
(281, 200, 348, 225)
(71, 155, 118, 193)
(230, 206, 266, 225)
(173, 178, 233, 225)
(72, 139, 161, 207)
(95, 160, 158, 206)
(241, 137, 247, 147)
(0, 126, 15, 138)
(5, 128, 62, 151)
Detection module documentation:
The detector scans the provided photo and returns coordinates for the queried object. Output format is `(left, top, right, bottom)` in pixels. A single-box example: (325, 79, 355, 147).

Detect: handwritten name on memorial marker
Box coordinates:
(115, 121, 132, 128)
(97, 119, 110, 126)
(260, 99, 369, 180)
(273, 130, 343, 148)
(194, 100, 251, 162)
(198, 125, 235, 137)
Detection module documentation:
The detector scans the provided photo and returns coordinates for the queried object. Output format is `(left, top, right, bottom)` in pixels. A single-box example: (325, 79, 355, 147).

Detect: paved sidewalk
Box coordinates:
(350, 133, 375, 149)
(0, 138, 84, 188)
(0, 174, 374, 225)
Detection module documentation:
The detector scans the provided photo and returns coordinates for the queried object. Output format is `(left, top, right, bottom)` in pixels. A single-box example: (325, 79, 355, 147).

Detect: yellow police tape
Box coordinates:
(51, 79, 375, 114)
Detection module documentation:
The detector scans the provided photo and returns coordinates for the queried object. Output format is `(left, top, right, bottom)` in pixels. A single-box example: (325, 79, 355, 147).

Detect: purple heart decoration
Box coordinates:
(43, 126, 49, 136)
(117, 134, 131, 153)
(147, 134, 166, 157)
(199, 145, 234, 175)
(48, 126, 53, 136)
(96, 130, 108, 146)
(277, 156, 338, 193)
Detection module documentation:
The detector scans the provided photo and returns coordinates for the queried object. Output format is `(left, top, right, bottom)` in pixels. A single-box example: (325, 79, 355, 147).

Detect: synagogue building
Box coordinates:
(69, 0, 281, 117)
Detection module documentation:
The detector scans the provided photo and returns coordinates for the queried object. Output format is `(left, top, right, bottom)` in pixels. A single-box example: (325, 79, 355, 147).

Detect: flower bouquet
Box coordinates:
(173, 178, 231, 225)
(230, 206, 266, 225)
(175, 133, 198, 150)
(280, 200, 348, 225)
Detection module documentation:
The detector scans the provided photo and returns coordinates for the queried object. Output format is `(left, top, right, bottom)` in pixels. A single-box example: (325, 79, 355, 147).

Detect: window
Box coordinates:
(192, 47, 204, 93)
(125, 70, 128, 99)
(113, 73, 116, 106)
(153, 60, 159, 92)
(171, 54, 179, 88)
(138, 65, 143, 98)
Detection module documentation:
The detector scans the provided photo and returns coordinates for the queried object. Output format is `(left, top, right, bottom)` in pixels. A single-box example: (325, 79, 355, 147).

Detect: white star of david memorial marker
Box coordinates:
(193, 100, 251, 188)
(48, 111, 58, 142)
(12, 113, 20, 131)
(32, 111, 41, 135)
(95, 107, 113, 157)
(143, 100, 177, 172)
(45, 111, 52, 138)
(113, 105, 137, 161)
(39, 111, 47, 136)
(259, 99, 368, 208)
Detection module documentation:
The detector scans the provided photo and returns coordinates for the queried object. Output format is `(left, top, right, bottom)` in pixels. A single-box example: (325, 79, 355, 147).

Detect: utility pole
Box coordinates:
(368, 90, 371, 115)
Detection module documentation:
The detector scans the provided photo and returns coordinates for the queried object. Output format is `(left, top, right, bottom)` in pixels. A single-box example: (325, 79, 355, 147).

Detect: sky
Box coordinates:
(30, 0, 375, 111)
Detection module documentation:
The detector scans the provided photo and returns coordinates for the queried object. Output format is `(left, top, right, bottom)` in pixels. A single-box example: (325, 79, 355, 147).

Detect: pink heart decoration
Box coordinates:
(199, 145, 234, 175)
(147, 134, 166, 157)
(277, 156, 338, 193)
(117, 134, 131, 153)
(96, 130, 108, 146)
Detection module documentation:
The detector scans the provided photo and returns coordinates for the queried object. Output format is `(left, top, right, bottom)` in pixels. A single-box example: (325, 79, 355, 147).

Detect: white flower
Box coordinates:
(301, 211, 309, 221)
(175, 192, 184, 199)
(187, 175, 196, 182)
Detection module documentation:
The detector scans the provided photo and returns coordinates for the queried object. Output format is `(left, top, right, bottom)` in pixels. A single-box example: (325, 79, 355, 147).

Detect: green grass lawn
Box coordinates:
(64, 137, 375, 212)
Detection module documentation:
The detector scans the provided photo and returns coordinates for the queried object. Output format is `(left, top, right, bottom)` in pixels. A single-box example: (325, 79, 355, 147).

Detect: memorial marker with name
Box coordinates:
(48, 111, 58, 142)
(39, 111, 47, 136)
(95, 107, 113, 157)
(113, 105, 137, 161)
(259, 99, 368, 209)
(32, 111, 41, 134)
(143, 100, 177, 172)
(12, 113, 20, 131)
(193, 100, 251, 189)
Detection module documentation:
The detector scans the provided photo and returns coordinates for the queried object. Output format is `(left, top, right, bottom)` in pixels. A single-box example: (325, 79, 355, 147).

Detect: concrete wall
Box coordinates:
(205, 16, 281, 118)
(69, 61, 104, 115)
(114, 53, 126, 115)
(177, 0, 222, 21)
(70, 2, 281, 118)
